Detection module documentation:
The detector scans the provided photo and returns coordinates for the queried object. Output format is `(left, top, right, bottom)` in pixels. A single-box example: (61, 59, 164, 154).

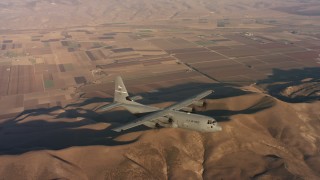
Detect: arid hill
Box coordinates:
(257, 68, 320, 103)
(0, 0, 319, 179)
(0, 88, 319, 179)
(1, 0, 320, 29)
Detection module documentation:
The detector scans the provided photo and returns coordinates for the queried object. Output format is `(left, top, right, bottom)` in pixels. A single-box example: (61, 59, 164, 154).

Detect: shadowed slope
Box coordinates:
(257, 67, 320, 103)
(0, 76, 319, 179)
(0, 88, 319, 179)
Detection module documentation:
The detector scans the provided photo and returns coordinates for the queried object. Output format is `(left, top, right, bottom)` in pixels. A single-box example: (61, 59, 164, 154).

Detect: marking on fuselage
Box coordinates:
(186, 119, 200, 124)
(115, 90, 127, 94)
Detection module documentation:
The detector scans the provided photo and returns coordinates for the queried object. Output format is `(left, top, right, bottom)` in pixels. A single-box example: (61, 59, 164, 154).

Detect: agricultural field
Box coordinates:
(0, 1, 319, 179)
(0, 18, 319, 118)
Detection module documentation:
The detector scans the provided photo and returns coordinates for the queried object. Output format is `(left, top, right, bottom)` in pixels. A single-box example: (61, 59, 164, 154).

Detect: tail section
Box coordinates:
(114, 76, 129, 103)
(96, 76, 129, 112)
(98, 76, 160, 114)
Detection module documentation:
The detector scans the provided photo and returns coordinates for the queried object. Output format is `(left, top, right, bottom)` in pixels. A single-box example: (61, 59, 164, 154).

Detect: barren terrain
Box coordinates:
(0, 0, 320, 29)
(0, 0, 319, 179)
(0, 89, 319, 179)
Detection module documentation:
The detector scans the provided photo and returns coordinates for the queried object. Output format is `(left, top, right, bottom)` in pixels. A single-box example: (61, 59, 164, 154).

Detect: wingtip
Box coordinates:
(112, 128, 122, 132)
(207, 89, 214, 94)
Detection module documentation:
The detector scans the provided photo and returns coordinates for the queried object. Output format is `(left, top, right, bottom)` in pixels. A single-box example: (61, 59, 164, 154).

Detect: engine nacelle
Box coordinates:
(180, 107, 194, 112)
(157, 116, 170, 123)
(143, 117, 171, 128)
(143, 121, 158, 128)
(158, 117, 175, 128)
(193, 100, 204, 107)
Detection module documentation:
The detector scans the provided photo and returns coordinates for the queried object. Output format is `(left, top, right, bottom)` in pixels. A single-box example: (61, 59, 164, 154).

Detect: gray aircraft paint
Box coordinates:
(98, 76, 222, 133)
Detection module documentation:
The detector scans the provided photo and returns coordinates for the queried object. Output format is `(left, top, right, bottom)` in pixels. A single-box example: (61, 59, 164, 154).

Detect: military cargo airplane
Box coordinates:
(98, 76, 222, 132)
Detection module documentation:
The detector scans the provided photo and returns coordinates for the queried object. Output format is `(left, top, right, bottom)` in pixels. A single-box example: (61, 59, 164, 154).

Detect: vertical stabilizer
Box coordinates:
(114, 76, 129, 103)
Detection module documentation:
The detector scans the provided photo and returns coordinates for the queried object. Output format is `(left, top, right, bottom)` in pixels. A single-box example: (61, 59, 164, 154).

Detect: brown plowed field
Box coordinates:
(215, 47, 267, 58)
(0, 66, 11, 96)
(7, 65, 44, 95)
(26, 47, 52, 55)
(174, 51, 226, 63)
(166, 48, 207, 54)
(286, 51, 320, 60)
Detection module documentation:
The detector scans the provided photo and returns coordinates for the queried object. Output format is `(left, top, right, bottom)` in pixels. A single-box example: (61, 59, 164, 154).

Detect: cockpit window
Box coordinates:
(207, 119, 217, 124)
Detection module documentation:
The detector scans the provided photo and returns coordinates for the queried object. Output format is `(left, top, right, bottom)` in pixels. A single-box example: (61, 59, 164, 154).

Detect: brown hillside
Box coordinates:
(0, 92, 319, 179)
(1, 0, 319, 29)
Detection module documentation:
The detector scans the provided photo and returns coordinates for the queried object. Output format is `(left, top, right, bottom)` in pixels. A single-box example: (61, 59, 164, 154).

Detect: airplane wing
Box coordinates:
(96, 102, 122, 111)
(112, 90, 213, 132)
(167, 90, 213, 111)
(112, 110, 170, 132)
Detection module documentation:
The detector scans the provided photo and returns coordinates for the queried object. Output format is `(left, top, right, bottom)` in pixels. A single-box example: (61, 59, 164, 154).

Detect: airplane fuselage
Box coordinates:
(122, 102, 222, 132)
(100, 76, 222, 133)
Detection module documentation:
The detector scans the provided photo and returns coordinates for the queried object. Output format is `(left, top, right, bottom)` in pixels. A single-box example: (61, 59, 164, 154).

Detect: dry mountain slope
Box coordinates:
(0, 0, 319, 29)
(0, 91, 319, 179)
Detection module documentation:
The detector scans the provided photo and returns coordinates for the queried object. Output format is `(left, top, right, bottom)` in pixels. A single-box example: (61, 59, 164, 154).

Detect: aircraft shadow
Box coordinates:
(196, 95, 276, 122)
(257, 67, 320, 103)
(0, 105, 148, 155)
(0, 124, 145, 155)
(65, 97, 113, 108)
(0, 82, 250, 155)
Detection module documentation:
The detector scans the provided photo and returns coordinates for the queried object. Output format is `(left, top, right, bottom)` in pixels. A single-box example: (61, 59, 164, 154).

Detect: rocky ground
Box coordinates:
(0, 86, 319, 179)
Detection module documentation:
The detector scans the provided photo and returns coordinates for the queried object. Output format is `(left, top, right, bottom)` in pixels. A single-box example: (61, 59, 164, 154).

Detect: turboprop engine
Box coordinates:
(157, 116, 173, 123)
(180, 107, 194, 112)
